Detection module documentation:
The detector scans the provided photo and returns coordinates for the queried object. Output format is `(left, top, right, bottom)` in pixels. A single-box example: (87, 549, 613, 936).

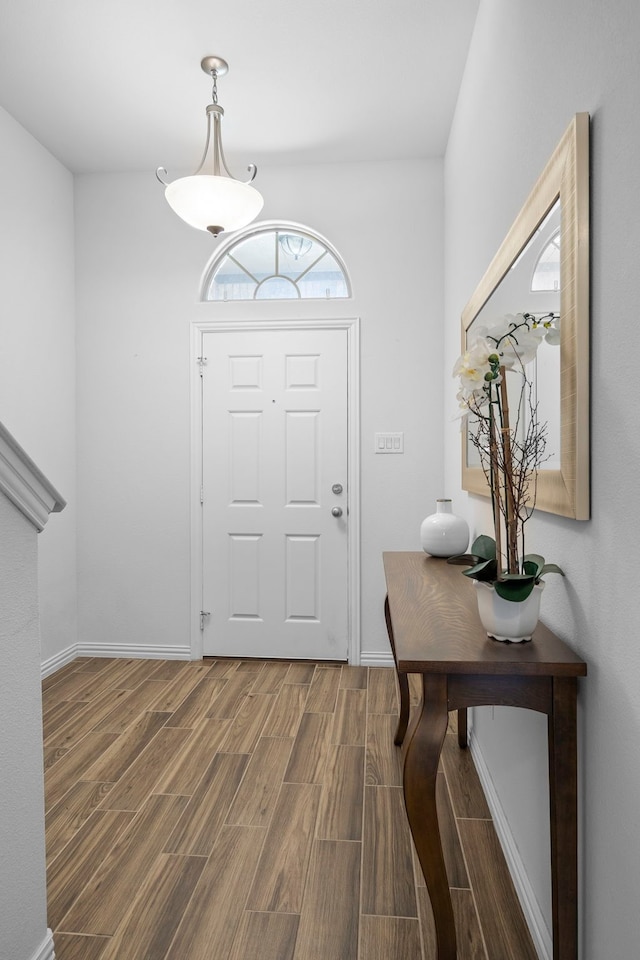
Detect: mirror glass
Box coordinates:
(461, 115, 590, 519)
(466, 201, 561, 471)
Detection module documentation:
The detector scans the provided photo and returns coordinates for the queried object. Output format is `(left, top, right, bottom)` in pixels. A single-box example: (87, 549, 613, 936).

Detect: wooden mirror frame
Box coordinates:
(461, 113, 590, 519)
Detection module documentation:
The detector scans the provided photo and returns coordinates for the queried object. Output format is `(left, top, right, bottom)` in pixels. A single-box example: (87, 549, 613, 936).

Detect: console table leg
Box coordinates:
(385, 595, 410, 745)
(548, 677, 579, 960)
(457, 708, 468, 749)
(404, 674, 456, 960)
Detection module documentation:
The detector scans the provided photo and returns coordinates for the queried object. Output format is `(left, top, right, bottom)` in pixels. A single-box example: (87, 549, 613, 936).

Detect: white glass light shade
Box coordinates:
(280, 234, 313, 259)
(165, 174, 263, 234)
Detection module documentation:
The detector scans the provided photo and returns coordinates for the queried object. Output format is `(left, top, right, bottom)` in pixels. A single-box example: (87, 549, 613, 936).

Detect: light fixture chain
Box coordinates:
(211, 70, 218, 105)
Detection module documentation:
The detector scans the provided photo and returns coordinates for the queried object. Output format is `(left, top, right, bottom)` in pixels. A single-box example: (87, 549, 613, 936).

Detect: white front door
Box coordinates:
(201, 326, 349, 660)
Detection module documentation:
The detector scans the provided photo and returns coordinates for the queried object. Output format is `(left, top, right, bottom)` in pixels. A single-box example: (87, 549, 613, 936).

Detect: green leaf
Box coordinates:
(470, 535, 496, 561)
(523, 558, 543, 578)
(523, 553, 545, 574)
(446, 553, 482, 566)
(494, 574, 536, 602)
(462, 558, 498, 582)
(541, 563, 565, 577)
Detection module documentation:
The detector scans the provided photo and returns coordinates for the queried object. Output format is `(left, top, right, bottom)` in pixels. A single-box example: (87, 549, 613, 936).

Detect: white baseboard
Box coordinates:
(360, 649, 394, 668)
(77, 642, 191, 660)
(41, 642, 191, 678)
(41, 644, 78, 678)
(43, 643, 389, 677)
(29, 929, 55, 960)
(469, 728, 552, 960)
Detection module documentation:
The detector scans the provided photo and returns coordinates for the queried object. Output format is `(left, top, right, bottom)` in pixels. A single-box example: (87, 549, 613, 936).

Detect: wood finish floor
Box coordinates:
(42, 657, 538, 960)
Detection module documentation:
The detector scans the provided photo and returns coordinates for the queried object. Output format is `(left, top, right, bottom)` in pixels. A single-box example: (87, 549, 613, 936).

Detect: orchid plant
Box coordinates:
(452, 312, 564, 601)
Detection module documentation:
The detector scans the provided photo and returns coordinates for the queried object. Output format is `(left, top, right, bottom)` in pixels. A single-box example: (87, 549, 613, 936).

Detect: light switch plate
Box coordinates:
(374, 432, 404, 453)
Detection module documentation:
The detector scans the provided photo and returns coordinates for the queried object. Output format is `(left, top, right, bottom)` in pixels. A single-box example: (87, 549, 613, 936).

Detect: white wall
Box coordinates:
(444, 1, 640, 957)
(0, 106, 77, 666)
(0, 493, 50, 960)
(74, 159, 444, 662)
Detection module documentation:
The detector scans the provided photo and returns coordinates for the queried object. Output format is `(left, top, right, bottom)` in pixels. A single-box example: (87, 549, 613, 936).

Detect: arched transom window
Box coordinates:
(531, 229, 560, 292)
(201, 222, 351, 301)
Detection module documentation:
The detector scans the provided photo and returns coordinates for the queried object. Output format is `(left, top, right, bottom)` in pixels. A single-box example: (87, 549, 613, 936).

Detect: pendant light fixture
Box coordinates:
(156, 56, 263, 237)
(279, 233, 313, 260)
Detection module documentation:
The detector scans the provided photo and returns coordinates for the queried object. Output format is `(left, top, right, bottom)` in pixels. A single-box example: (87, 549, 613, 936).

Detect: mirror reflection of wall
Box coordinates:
(466, 200, 561, 470)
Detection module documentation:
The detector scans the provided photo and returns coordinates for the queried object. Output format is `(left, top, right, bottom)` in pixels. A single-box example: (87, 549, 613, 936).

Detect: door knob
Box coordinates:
(332, 483, 344, 495)
(331, 506, 343, 518)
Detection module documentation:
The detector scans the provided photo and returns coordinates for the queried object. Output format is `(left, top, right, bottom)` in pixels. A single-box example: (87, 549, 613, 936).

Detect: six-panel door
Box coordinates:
(201, 327, 349, 660)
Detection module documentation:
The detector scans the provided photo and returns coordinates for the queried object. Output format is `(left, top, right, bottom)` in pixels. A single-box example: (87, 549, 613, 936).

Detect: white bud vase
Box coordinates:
(420, 499, 469, 558)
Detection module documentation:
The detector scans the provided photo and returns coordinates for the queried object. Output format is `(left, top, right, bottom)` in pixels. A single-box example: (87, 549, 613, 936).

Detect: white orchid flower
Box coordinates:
(478, 313, 546, 368)
(453, 386, 489, 420)
(453, 337, 496, 387)
(500, 329, 543, 367)
(453, 311, 558, 418)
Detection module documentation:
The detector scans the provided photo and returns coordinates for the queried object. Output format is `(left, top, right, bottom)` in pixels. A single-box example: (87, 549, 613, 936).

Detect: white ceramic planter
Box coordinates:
(473, 579, 545, 643)
(420, 499, 469, 558)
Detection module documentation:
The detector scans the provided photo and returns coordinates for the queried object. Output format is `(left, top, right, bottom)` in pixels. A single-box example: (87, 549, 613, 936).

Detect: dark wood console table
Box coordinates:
(383, 552, 587, 960)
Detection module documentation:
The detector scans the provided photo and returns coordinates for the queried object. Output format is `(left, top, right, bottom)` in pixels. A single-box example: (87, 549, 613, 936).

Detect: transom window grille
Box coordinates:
(202, 224, 351, 301)
(531, 230, 560, 291)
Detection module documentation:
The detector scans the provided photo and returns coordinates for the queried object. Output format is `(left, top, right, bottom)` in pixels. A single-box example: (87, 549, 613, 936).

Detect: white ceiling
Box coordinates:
(0, 0, 479, 175)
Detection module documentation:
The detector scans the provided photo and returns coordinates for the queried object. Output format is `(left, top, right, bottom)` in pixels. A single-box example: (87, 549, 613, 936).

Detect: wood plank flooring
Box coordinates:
(43, 657, 538, 960)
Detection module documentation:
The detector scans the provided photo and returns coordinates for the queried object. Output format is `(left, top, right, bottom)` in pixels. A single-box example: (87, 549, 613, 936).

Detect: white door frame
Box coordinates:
(190, 317, 361, 664)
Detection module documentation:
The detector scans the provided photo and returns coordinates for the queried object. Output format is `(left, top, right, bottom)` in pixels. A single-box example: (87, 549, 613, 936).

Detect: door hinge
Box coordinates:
(200, 485, 204, 504)
(199, 610, 211, 631)
(197, 355, 208, 378)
